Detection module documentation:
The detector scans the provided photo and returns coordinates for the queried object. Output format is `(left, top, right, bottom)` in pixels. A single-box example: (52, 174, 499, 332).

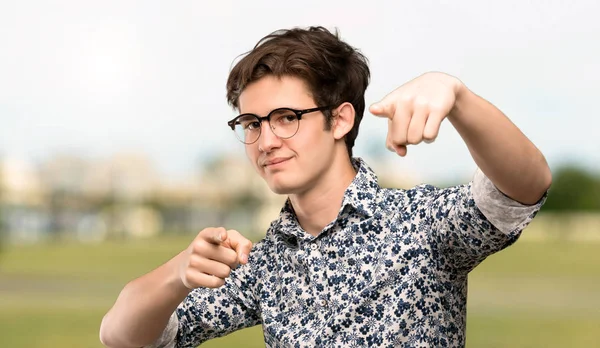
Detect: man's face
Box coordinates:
(238, 75, 336, 195)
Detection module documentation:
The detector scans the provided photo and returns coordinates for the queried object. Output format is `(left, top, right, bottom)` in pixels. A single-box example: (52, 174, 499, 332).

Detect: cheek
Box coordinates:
(245, 145, 260, 167)
(296, 123, 333, 152)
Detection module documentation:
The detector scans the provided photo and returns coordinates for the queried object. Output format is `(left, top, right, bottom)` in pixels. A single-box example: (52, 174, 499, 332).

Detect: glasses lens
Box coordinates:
(234, 115, 261, 144)
(269, 109, 299, 139)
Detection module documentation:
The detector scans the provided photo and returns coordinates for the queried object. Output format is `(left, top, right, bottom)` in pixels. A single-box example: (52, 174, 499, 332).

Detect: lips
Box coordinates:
(262, 157, 291, 167)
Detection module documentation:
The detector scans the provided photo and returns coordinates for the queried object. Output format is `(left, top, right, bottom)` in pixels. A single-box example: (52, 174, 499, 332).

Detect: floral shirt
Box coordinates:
(148, 158, 545, 347)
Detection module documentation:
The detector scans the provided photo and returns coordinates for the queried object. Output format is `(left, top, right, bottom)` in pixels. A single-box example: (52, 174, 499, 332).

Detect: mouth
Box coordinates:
(262, 157, 292, 168)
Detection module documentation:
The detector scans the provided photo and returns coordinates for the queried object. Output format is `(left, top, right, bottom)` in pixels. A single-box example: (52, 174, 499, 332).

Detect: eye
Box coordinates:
(237, 115, 260, 130)
(271, 109, 297, 125)
(281, 114, 297, 123)
(244, 121, 261, 130)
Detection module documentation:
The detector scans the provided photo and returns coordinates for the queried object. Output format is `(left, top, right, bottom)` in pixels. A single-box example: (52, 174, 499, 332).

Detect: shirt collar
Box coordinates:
(274, 157, 380, 235)
(340, 157, 380, 218)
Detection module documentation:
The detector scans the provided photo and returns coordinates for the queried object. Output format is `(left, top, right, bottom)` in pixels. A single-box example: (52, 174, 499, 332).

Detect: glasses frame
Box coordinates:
(227, 106, 332, 144)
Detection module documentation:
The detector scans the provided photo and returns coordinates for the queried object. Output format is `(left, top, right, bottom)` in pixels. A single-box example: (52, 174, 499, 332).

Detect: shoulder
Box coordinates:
(377, 183, 446, 210)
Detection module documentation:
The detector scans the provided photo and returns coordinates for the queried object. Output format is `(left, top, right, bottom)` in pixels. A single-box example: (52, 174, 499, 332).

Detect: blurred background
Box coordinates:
(1, 0, 599, 347)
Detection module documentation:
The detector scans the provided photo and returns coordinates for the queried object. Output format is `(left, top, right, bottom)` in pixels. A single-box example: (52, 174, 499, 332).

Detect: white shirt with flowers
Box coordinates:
(147, 157, 545, 348)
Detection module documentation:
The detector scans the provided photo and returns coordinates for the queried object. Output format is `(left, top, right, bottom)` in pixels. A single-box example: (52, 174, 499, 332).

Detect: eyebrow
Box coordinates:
(237, 106, 301, 116)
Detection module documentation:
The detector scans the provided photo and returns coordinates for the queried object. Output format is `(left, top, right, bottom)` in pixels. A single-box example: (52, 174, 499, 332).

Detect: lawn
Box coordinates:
(0, 236, 598, 347)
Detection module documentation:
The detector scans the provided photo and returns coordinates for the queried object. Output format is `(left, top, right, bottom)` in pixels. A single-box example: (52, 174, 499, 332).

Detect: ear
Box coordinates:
(332, 102, 355, 140)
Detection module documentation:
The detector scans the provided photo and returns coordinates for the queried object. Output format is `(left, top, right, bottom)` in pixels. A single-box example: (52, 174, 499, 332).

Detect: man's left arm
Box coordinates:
(371, 72, 553, 271)
(370, 71, 552, 204)
(447, 82, 552, 205)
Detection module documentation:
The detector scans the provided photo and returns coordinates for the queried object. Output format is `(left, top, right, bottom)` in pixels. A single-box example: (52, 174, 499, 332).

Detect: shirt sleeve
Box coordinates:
(143, 250, 262, 348)
(144, 312, 178, 348)
(427, 167, 547, 273)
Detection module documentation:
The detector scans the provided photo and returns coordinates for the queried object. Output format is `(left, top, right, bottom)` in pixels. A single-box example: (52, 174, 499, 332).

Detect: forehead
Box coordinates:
(238, 75, 315, 114)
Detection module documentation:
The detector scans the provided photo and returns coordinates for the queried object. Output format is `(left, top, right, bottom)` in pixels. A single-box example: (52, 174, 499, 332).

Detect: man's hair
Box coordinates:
(226, 26, 370, 158)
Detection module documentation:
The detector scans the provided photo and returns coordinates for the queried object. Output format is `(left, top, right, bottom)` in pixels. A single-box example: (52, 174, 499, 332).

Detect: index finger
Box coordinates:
(369, 101, 396, 119)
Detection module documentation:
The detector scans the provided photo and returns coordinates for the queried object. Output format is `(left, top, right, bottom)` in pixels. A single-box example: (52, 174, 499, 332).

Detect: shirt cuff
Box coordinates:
(144, 311, 178, 348)
(471, 168, 546, 234)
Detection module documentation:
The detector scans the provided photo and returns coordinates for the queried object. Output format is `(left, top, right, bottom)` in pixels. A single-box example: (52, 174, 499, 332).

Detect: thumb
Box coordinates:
(199, 227, 227, 245)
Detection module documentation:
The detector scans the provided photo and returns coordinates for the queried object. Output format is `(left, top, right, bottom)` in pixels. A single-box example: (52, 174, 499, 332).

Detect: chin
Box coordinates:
(267, 181, 296, 195)
(266, 175, 302, 195)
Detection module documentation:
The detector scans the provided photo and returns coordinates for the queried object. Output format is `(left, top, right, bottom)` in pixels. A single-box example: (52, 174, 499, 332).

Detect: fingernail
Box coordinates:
(240, 253, 248, 263)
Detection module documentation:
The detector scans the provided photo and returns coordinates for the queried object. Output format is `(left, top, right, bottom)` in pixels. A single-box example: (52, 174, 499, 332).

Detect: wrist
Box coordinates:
(167, 251, 193, 297)
(448, 79, 469, 122)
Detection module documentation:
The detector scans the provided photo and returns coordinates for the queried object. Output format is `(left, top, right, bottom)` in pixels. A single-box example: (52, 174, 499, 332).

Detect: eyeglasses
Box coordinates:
(227, 106, 331, 144)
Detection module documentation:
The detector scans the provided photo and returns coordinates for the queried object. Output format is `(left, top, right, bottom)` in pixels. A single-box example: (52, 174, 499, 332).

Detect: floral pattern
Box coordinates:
(148, 158, 545, 348)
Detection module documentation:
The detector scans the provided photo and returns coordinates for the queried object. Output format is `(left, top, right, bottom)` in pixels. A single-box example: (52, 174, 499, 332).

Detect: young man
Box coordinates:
(100, 27, 551, 347)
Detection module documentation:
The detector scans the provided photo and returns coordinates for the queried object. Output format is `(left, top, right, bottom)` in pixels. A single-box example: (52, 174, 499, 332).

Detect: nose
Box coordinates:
(257, 119, 282, 153)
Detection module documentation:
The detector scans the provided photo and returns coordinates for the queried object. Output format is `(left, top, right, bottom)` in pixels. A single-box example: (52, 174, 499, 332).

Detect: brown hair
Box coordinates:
(226, 26, 370, 157)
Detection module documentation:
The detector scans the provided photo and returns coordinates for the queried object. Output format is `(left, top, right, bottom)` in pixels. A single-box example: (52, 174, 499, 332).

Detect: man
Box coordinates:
(100, 27, 551, 347)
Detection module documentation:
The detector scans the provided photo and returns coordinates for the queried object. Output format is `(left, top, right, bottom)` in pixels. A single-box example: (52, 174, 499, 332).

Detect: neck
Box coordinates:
(289, 155, 357, 237)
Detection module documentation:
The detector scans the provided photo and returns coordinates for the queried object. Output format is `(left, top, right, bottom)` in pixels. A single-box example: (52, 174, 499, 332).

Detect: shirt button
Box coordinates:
(310, 244, 318, 251)
(319, 299, 328, 307)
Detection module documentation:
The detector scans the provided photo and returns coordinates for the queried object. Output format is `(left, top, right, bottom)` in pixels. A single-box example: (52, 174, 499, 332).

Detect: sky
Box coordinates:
(1, 0, 599, 184)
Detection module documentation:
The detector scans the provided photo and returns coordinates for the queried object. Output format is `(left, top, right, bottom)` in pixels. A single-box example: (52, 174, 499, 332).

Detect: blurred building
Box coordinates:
(0, 156, 49, 243)
(0, 151, 285, 244)
(2, 151, 597, 245)
(0, 152, 165, 243)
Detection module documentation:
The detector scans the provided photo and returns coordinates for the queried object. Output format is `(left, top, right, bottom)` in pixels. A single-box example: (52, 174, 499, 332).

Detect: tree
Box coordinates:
(542, 165, 600, 212)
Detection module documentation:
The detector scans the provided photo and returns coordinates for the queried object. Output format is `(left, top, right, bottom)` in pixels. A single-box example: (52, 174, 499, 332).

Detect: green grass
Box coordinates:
(0, 236, 190, 282)
(0, 237, 599, 347)
(0, 306, 265, 348)
(467, 312, 600, 348)
(0, 307, 106, 348)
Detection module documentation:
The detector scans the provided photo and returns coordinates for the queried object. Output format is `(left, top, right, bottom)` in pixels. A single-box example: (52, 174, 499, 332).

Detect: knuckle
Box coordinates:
(219, 265, 232, 278)
(423, 130, 437, 140)
(225, 250, 238, 266)
(392, 134, 406, 144)
(413, 95, 429, 107)
(399, 94, 413, 104)
(184, 269, 196, 283)
(210, 277, 225, 288)
(423, 135, 435, 142)
(407, 137, 420, 145)
(407, 131, 422, 144)
(192, 240, 205, 254)
(188, 254, 203, 268)
(428, 103, 445, 114)
(226, 229, 239, 237)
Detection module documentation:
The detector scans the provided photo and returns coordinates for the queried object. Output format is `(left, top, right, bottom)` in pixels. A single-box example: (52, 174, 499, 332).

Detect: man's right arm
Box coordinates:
(99, 250, 191, 348)
(99, 228, 253, 348)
